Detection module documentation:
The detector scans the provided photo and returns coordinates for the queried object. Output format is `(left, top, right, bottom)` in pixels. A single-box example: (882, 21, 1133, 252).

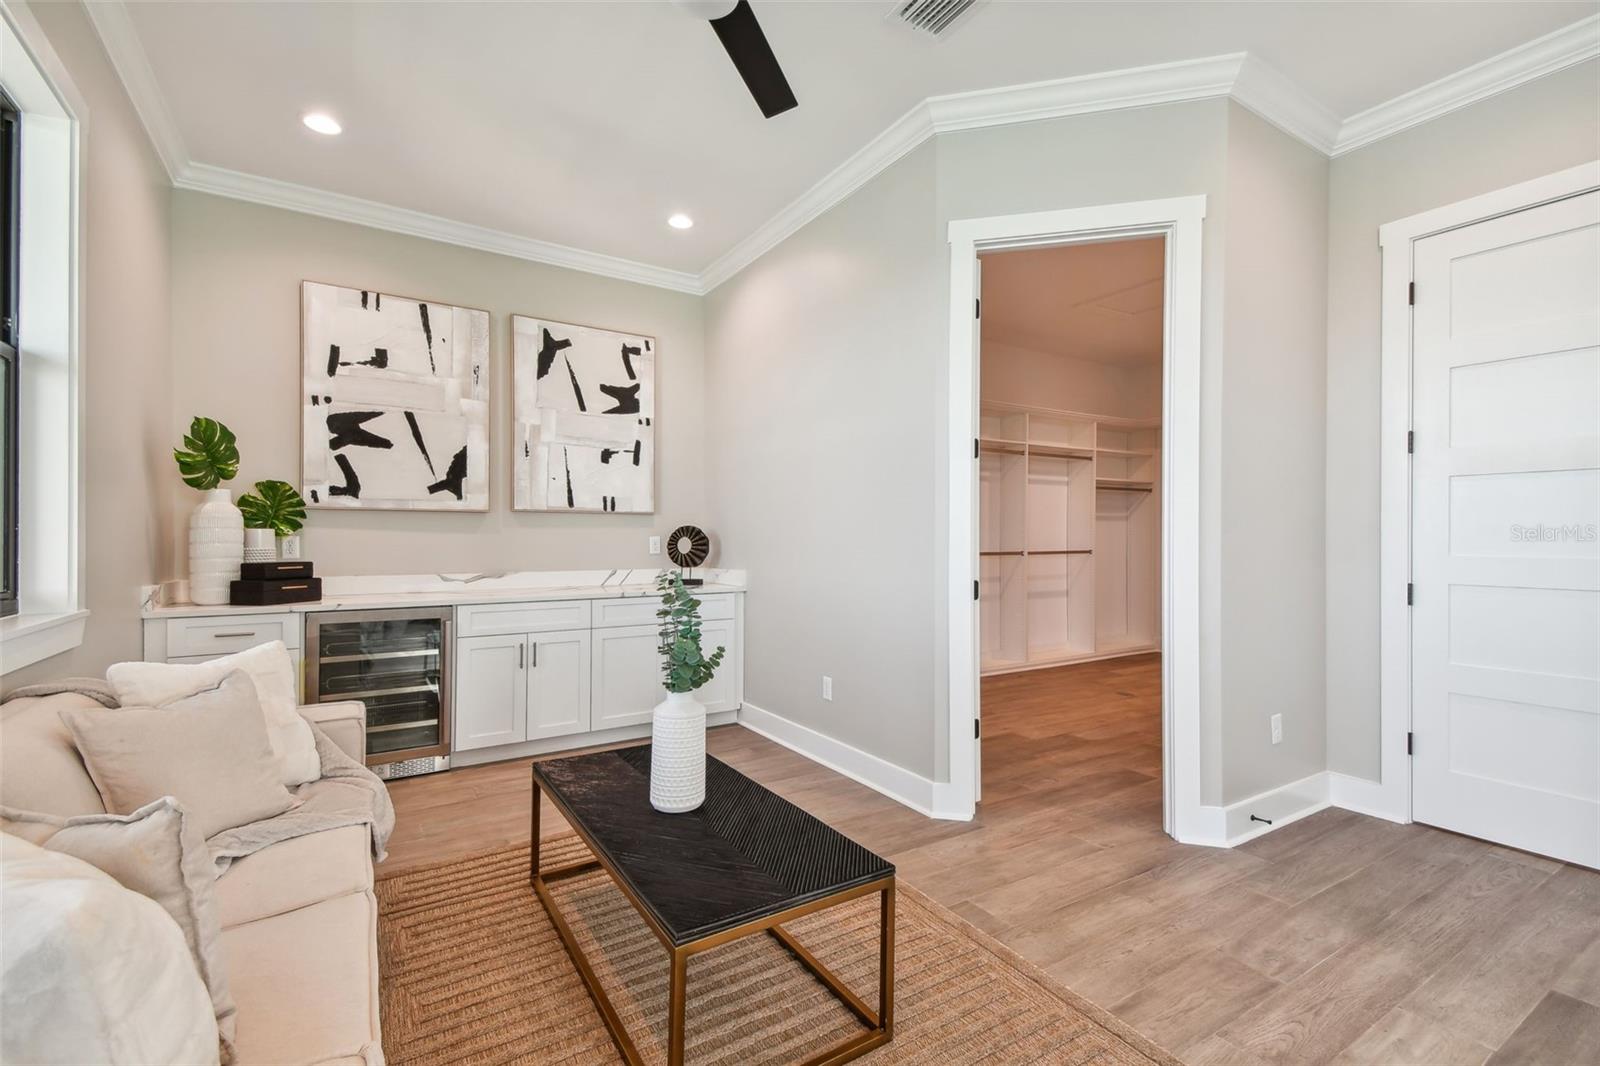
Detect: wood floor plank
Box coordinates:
(379, 652, 1600, 1064)
(1485, 992, 1600, 1066)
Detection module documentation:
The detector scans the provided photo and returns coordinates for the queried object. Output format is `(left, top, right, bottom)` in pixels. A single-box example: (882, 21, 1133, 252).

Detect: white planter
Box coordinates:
(650, 690, 707, 813)
(276, 532, 302, 561)
(188, 488, 243, 605)
(243, 528, 276, 564)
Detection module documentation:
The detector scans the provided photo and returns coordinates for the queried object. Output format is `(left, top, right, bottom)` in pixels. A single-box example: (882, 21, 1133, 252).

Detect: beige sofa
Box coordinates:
(0, 692, 385, 1066)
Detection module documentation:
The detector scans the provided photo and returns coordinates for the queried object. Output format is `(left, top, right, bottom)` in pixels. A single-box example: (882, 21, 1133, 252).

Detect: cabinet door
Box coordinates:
(695, 616, 741, 714)
(527, 628, 592, 740)
(453, 634, 527, 751)
(590, 624, 665, 730)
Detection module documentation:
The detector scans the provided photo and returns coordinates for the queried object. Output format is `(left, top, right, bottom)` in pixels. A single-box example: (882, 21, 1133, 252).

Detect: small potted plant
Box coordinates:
(649, 570, 726, 813)
(237, 480, 307, 563)
(173, 416, 242, 605)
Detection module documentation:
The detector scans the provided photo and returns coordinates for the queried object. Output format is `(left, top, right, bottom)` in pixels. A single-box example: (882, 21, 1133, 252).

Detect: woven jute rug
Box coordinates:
(377, 835, 1181, 1065)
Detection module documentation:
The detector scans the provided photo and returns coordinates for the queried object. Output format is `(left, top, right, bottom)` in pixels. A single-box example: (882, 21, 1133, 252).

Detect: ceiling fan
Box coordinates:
(674, 1, 798, 119)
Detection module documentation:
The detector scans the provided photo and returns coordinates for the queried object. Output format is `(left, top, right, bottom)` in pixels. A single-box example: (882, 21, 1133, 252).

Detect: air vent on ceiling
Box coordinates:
(894, 0, 985, 38)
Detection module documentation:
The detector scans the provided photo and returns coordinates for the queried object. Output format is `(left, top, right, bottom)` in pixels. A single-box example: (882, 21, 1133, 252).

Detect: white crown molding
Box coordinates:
(174, 162, 705, 294)
(81, 0, 1600, 293)
(1332, 13, 1600, 156)
(81, 0, 186, 179)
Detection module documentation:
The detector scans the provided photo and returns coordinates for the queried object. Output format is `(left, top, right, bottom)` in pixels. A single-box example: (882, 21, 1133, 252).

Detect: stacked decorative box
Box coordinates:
(230, 561, 322, 606)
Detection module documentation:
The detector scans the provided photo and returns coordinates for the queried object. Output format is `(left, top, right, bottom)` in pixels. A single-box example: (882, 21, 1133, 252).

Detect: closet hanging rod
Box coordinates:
(1029, 549, 1094, 555)
(978, 550, 1025, 557)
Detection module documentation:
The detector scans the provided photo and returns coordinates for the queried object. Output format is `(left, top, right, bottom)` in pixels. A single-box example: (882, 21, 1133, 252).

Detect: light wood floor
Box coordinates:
(384, 654, 1600, 1065)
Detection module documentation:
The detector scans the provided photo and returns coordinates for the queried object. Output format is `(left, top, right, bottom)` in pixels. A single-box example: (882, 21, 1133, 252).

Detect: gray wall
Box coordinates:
(167, 191, 709, 581)
(1219, 104, 1330, 803)
(1324, 60, 1600, 779)
(703, 142, 945, 777)
(5, 0, 173, 688)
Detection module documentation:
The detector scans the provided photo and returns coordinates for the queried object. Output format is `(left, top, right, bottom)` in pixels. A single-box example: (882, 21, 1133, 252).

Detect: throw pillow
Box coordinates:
(61, 671, 298, 839)
(2, 798, 237, 1060)
(0, 832, 221, 1065)
(107, 641, 320, 787)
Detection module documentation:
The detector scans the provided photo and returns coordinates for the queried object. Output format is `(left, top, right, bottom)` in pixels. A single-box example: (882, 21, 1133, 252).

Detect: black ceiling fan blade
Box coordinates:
(709, 1, 797, 119)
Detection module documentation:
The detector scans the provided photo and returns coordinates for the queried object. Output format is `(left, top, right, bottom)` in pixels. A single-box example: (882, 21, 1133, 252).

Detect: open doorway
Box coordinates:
(975, 238, 1164, 822)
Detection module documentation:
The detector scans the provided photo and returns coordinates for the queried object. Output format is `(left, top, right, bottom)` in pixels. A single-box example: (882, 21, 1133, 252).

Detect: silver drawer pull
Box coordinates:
(211, 631, 259, 639)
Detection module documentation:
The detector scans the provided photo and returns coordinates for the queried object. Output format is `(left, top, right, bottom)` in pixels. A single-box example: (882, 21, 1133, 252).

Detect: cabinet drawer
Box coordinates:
(593, 593, 735, 629)
(457, 599, 592, 637)
(165, 613, 300, 657)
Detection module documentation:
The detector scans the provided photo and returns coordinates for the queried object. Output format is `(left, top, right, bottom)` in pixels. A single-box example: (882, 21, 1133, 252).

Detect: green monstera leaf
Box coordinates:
(173, 417, 240, 491)
(237, 479, 307, 535)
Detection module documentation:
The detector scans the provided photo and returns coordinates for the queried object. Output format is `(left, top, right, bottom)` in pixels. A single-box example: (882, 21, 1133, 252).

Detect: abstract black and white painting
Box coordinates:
(512, 315, 655, 513)
(302, 282, 489, 511)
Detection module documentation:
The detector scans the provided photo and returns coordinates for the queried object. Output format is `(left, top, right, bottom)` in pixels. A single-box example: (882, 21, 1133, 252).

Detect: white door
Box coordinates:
(590, 624, 664, 730)
(1411, 189, 1600, 866)
(453, 634, 528, 751)
(527, 628, 592, 740)
(694, 616, 741, 714)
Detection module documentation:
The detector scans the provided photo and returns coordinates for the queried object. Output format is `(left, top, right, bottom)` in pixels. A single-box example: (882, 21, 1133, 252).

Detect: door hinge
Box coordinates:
(974, 437, 979, 459)
(1408, 281, 1415, 306)
(973, 579, 980, 601)
(1406, 582, 1414, 606)
(975, 297, 981, 319)
(974, 718, 981, 738)
(1407, 731, 1415, 756)
(1407, 430, 1414, 454)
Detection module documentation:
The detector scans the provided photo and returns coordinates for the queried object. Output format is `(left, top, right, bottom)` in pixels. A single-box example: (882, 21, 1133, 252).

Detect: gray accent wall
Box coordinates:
(1323, 60, 1600, 780)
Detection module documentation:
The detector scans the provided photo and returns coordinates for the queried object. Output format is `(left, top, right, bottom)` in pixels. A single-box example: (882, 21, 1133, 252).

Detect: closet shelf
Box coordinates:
(1096, 447, 1154, 457)
(1097, 478, 1154, 492)
(1028, 443, 1095, 460)
(979, 438, 1028, 454)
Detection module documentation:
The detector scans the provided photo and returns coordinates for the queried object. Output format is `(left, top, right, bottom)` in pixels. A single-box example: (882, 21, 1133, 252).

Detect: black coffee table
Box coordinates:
(530, 745, 896, 1066)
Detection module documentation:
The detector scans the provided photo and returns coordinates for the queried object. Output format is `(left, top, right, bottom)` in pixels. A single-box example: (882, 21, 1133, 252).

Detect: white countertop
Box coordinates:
(140, 569, 745, 619)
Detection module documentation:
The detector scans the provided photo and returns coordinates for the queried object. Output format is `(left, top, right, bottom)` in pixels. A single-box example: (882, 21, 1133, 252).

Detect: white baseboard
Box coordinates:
(1328, 770, 1410, 824)
(737, 703, 970, 821)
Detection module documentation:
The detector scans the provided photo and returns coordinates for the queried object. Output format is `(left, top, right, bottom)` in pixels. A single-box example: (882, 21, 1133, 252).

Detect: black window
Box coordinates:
(1, 92, 18, 618)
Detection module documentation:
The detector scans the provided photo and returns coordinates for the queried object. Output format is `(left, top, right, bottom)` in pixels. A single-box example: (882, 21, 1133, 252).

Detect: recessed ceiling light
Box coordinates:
(302, 112, 342, 136)
(667, 213, 694, 230)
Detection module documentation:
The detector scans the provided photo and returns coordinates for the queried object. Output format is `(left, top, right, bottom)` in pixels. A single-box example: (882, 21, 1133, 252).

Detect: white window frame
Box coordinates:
(1372, 160, 1600, 823)
(944, 196, 1207, 839)
(0, 0, 85, 675)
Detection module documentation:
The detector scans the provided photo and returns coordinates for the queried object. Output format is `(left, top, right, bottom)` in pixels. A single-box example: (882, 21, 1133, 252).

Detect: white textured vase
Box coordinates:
(189, 488, 243, 605)
(650, 690, 707, 813)
(243, 528, 276, 564)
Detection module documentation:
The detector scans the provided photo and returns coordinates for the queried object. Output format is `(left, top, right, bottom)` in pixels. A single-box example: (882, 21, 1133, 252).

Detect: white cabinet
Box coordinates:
(695, 616, 741, 714)
(527, 629, 591, 740)
(454, 634, 527, 751)
(590, 624, 664, 730)
(455, 628, 593, 750)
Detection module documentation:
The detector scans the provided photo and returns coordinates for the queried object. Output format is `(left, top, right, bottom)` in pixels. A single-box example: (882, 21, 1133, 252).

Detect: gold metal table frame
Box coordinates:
(531, 776, 896, 1066)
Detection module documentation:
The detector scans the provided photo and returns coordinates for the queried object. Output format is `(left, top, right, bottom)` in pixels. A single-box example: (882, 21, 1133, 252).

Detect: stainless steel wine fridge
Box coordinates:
(305, 607, 452, 780)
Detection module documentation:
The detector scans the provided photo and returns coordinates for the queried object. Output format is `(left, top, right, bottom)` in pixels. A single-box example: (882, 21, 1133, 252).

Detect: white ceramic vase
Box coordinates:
(650, 690, 707, 813)
(243, 528, 276, 564)
(189, 488, 243, 605)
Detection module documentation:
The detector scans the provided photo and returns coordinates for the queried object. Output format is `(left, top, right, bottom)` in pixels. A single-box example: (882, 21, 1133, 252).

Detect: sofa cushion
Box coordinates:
(221, 890, 381, 1066)
(214, 824, 373, 930)
(0, 693, 109, 818)
(6, 798, 237, 1057)
(0, 832, 221, 1066)
(63, 672, 299, 839)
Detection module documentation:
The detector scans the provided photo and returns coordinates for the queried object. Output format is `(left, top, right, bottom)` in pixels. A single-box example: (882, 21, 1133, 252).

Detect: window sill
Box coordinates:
(0, 609, 88, 675)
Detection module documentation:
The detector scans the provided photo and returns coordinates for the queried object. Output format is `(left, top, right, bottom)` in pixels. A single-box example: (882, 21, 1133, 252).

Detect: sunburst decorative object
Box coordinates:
(666, 524, 710, 586)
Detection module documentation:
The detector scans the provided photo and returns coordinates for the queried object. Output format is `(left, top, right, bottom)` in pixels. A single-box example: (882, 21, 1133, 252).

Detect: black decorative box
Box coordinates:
(240, 560, 314, 581)
(230, 577, 322, 606)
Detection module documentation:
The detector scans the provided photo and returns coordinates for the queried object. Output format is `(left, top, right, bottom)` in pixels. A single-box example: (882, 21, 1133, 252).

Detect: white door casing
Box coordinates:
(1408, 189, 1600, 866)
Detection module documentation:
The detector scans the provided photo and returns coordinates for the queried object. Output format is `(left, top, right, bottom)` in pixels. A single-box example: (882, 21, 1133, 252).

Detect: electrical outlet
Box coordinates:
(1270, 713, 1283, 745)
(822, 676, 833, 701)
(648, 536, 661, 555)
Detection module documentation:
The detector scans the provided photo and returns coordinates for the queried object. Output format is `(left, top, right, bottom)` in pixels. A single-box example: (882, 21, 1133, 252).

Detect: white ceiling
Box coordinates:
(981, 239, 1165, 366)
(112, 1, 1596, 277)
